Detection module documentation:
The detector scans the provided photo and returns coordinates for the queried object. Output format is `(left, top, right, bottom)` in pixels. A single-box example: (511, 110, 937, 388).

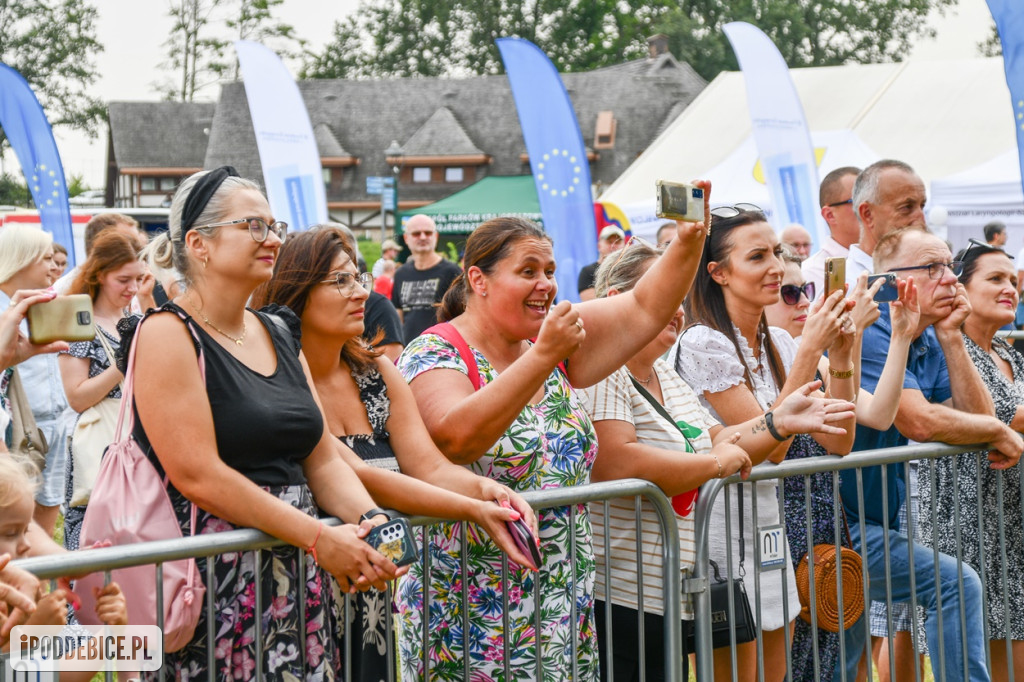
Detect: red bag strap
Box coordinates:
(424, 322, 483, 391)
(424, 322, 570, 390)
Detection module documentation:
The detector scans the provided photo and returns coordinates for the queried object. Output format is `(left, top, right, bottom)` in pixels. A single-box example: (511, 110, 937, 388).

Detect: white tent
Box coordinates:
(930, 148, 1024, 253)
(599, 58, 1018, 243)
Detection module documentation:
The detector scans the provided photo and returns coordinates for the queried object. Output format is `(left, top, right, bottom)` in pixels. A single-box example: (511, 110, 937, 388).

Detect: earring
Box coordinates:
(481, 291, 487, 297)
(202, 257, 208, 269)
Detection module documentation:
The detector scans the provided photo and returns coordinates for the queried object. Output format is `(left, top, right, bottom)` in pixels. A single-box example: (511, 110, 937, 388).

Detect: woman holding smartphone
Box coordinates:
(251, 225, 537, 681)
(673, 206, 857, 682)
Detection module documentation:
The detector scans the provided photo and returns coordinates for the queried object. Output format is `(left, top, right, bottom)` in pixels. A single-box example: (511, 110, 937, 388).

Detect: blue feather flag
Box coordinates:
(987, 0, 1024, 199)
(0, 63, 74, 265)
(497, 37, 597, 303)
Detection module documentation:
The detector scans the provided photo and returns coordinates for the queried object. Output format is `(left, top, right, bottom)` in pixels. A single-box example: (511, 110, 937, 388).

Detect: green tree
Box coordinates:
(303, 0, 956, 81)
(66, 173, 87, 198)
(226, 0, 307, 79)
(0, 0, 104, 146)
(979, 24, 1001, 57)
(159, 0, 230, 101)
(0, 173, 31, 207)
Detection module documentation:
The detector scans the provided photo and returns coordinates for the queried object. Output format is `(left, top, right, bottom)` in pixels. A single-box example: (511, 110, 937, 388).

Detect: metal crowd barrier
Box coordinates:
(11, 479, 685, 682)
(691, 440, 1022, 682)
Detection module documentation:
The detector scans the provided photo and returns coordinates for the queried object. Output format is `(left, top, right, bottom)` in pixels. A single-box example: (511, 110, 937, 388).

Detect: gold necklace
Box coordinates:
(629, 365, 655, 385)
(186, 293, 246, 346)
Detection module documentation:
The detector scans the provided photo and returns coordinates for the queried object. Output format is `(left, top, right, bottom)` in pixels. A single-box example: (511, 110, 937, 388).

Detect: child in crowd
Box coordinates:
(0, 455, 130, 679)
(372, 257, 396, 298)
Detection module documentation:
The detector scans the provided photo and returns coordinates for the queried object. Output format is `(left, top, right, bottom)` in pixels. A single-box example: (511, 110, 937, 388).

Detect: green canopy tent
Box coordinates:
(397, 175, 542, 235)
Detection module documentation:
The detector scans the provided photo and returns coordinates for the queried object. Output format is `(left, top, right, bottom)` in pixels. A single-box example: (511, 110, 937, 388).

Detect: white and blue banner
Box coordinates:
(497, 37, 597, 303)
(0, 63, 75, 265)
(235, 40, 326, 232)
(723, 22, 821, 249)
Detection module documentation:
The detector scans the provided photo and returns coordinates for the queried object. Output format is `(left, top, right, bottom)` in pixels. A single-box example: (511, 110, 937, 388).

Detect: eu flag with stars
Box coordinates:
(987, 0, 1024, 201)
(497, 38, 598, 303)
(0, 63, 74, 266)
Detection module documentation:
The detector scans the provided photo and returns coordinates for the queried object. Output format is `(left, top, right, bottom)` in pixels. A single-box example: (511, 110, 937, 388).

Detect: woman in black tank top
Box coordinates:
(252, 226, 540, 682)
(129, 168, 404, 681)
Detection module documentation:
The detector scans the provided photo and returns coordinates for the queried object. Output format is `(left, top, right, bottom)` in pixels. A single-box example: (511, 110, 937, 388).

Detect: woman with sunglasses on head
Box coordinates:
(761, 249, 919, 680)
(394, 183, 716, 681)
(251, 225, 538, 682)
(580, 238, 856, 682)
(672, 206, 860, 682)
(128, 167, 404, 681)
(917, 241, 1024, 682)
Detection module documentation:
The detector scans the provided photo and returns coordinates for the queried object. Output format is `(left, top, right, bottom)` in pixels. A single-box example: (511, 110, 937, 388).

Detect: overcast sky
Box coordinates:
(27, 0, 999, 188)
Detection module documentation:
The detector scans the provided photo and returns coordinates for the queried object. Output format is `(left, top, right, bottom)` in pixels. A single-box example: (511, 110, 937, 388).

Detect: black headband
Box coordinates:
(179, 165, 240, 242)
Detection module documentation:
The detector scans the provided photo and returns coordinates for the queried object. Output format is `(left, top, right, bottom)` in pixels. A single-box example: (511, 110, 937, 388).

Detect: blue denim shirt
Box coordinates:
(0, 289, 69, 422)
(839, 304, 951, 530)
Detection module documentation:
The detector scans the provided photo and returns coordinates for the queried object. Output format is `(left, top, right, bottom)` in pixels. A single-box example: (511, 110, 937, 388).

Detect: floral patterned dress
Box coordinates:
(396, 333, 599, 681)
(918, 334, 1024, 640)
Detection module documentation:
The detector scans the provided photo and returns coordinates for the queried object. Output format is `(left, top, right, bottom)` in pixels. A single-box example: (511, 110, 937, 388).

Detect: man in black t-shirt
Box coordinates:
(364, 291, 404, 361)
(577, 225, 624, 300)
(391, 214, 461, 342)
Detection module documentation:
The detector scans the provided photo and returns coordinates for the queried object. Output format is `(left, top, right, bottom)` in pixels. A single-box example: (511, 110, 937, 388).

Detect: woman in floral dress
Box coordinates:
(919, 243, 1024, 682)
(396, 197, 711, 680)
(253, 225, 537, 681)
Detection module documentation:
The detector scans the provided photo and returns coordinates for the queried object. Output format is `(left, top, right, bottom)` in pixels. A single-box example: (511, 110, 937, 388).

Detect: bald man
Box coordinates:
(392, 214, 462, 342)
(780, 224, 812, 261)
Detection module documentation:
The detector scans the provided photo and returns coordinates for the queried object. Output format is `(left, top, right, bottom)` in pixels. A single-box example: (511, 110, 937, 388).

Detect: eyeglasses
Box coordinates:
(780, 282, 815, 305)
(198, 217, 288, 242)
(710, 203, 763, 219)
(889, 261, 964, 280)
(826, 198, 853, 208)
(321, 271, 372, 296)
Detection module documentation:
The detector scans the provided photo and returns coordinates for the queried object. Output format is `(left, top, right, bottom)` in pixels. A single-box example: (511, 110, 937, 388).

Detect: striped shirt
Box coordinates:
(580, 358, 718, 618)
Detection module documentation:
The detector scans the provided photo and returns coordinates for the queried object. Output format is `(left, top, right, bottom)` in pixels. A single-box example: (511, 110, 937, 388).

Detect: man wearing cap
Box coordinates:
(577, 226, 625, 301)
(373, 238, 401, 278)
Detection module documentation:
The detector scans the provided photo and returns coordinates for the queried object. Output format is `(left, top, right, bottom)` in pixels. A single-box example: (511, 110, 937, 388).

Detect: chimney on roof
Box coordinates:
(647, 34, 669, 59)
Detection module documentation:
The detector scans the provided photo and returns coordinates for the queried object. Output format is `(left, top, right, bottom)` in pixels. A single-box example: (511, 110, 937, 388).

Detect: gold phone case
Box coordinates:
(26, 294, 95, 344)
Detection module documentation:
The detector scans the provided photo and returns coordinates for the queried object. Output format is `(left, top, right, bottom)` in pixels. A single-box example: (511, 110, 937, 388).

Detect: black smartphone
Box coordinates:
(868, 273, 899, 302)
(364, 518, 419, 567)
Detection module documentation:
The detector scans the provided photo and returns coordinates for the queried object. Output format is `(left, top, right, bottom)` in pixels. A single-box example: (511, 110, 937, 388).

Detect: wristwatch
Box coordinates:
(359, 507, 392, 524)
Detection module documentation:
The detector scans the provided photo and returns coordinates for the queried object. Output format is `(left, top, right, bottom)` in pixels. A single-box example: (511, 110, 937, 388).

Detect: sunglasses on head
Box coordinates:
(780, 282, 815, 305)
(710, 203, 764, 219)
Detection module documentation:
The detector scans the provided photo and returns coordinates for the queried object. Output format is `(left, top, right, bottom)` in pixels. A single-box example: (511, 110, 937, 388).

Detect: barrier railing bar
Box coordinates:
(602, 499, 615, 682)
(855, 468, 873, 682)
(460, 523, 471, 682)
(570, 502, 580, 682)
(205, 554, 215, 677)
(928, 460, 947, 682)
(297, 548, 307, 674)
(880, 464, 898, 682)
(997, 471, 1014, 682)
(803, 475, 819, 682)
(253, 549, 263, 681)
(634, 495, 646, 682)
(832, 471, 848, 682)
(979, 460, 992, 670)
(501, 553, 511, 682)
(953, 461, 969, 682)
(903, 461, 923, 682)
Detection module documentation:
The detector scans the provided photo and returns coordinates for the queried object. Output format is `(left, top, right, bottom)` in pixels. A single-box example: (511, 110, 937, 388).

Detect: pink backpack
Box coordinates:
(76, 308, 205, 653)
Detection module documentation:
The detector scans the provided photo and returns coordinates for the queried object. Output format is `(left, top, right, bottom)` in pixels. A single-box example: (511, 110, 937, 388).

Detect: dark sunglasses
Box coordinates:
(826, 198, 853, 208)
(780, 282, 815, 305)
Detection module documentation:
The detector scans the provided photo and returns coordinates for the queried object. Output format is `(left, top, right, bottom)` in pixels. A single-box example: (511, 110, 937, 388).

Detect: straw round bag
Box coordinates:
(795, 542, 864, 632)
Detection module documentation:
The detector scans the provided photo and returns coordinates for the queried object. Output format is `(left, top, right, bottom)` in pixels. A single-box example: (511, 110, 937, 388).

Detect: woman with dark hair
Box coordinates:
(673, 208, 858, 682)
(127, 167, 404, 680)
(394, 188, 714, 681)
(59, 230, 145, 550)
(251, 226, 537, 681)
(581, 238, 856, 682)
(919, 241, 1024, 682)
